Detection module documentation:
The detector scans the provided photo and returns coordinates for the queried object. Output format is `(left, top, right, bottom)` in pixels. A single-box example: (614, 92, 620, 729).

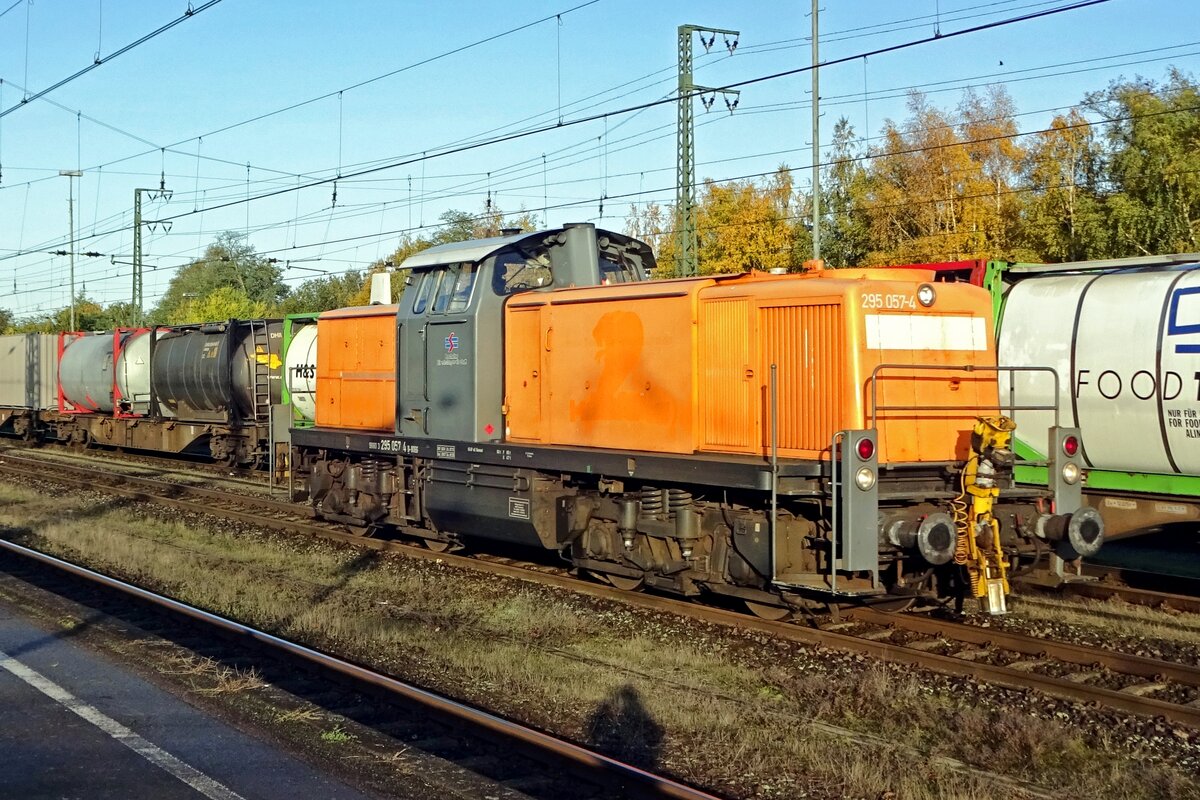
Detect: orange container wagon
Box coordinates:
(504, 269, 997, 464)
(315, 304, 397, 431)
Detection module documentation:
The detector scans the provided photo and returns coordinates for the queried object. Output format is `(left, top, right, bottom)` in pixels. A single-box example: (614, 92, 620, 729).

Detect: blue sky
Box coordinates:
(1, 0, 1196, 318)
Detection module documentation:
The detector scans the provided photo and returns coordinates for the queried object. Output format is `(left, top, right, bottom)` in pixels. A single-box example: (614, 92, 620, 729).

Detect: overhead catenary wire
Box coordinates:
(0, 1, 224, 119)
(10, 0, 1111, 258)
(0, 0, 1155, 310)
(6, 94, 1178, 310)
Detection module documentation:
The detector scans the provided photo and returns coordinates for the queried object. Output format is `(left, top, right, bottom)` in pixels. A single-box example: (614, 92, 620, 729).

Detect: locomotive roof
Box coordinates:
(399, 230, 547, 270)
(398, 225, 636, 270)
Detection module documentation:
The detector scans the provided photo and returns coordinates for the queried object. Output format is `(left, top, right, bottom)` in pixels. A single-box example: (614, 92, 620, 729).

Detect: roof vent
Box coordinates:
(500, 227, 523, 236)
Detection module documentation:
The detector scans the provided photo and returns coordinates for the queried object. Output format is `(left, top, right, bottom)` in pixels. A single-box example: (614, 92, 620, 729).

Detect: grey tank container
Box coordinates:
(151, 320, 282, 423)
(0, 334, 58, 410)
(58, 333, 117, 413)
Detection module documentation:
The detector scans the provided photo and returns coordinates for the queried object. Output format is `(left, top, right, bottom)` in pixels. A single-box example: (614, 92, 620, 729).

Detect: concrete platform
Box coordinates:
(0, 597, 380, 800)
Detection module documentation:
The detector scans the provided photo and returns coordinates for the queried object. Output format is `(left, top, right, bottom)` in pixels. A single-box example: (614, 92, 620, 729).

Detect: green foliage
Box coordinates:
(822, 118, 872, 268)
(1086, 68, 1200, 255)
(7, 293, 135, 333)
(173, 285, 270, 323)
(1021, 110, 1107, 262)
(0, 307, 13, 334)
(278, 270, 365, 314)
(153, 231, 285, 324)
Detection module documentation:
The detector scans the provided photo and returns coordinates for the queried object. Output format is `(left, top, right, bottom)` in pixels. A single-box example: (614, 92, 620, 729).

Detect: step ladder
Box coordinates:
(250, 320, 273, 425)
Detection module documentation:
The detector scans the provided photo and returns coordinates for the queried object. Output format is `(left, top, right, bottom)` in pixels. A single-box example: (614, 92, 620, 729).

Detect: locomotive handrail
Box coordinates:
(867, 364, 1061, 429)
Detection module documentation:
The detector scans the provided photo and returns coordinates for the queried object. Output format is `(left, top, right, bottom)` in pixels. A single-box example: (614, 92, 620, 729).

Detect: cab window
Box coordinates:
(493, 250, 553, 295)
(599, 255, 638, 284)
(431, 262, 477, 313)
(411, 269, 439, 314)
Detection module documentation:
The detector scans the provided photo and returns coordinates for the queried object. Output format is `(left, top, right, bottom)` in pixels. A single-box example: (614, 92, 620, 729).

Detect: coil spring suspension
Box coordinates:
(640, 487, 665, 518)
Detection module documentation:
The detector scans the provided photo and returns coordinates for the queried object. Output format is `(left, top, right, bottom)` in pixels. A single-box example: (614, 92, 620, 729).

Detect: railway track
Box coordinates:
(1066, 565, 1200, 616)
(0, 536, 722, 800)
(2, 450, 1199, 729)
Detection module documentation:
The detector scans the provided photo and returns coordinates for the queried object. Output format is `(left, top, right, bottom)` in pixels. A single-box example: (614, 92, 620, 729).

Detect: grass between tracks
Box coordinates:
(0, 482, 1196, 800)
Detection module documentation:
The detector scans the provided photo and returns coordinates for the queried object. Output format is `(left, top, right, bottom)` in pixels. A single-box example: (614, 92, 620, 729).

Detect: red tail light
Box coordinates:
(857, 437, 875, 460)
(1063, 435, 1079, 457)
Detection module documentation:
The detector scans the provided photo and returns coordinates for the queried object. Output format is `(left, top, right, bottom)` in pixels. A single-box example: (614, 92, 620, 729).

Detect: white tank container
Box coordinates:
(115, 330, 155, 415)
(284, 323, 318, 422)
(999, 266, 1200, 476)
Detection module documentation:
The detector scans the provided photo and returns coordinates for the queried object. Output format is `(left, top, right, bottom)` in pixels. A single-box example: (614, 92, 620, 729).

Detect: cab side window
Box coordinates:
(446, 262, 477, 312)
(493, 250, 552, 295)
(599, 254, 638, 284)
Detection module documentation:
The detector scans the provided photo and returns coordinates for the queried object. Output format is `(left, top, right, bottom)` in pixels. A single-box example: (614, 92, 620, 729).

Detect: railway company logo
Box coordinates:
(437, 331, 468, 367)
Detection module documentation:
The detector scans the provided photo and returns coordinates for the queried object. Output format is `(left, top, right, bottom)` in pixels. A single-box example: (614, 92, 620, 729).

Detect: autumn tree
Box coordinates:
(958, 86, 1028, 259)
(626, 167, 806, 276)
(625, 202, 675, 275)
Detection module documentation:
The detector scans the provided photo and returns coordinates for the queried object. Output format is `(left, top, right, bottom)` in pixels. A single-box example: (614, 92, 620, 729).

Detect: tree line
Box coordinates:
(3, 69, 1195, 332)
(631, 69, 1199, 272)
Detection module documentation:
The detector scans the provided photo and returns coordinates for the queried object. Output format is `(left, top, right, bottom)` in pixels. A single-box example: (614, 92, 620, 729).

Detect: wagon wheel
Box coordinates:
(604, 573, 646, 592)
(744, 600, 792, 620)
(866, 596, 916, 613)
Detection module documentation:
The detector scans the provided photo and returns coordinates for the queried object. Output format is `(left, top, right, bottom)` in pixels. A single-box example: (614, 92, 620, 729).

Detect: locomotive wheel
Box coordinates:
(745, 600, 792, 620)
(422, 539, 454, 553)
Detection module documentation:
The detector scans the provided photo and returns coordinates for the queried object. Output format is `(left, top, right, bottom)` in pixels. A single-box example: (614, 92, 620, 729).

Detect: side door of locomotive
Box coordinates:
(396, 262, 478, 441)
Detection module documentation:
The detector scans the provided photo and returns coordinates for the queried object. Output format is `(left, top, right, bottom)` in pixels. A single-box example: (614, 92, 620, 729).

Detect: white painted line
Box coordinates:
(0, 652, 245, 800)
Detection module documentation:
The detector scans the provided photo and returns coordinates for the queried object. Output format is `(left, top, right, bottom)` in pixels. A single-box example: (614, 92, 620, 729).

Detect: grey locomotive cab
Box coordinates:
(394, 223, 652, 444)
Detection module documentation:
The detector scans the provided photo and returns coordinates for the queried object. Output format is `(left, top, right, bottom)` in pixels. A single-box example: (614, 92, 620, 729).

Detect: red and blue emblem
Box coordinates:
(444, 332, 459, 353)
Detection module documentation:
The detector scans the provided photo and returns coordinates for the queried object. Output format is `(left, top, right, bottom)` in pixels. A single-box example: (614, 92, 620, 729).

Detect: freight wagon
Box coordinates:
(0, 319, 284, 466)
(898, 253, 1200, 539)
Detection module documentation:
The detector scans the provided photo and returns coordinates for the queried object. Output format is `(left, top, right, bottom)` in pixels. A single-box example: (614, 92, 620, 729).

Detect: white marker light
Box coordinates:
(1062, 462, 1081, 485)
(917, 283, 937, 307)
(855, 467, 877, 491)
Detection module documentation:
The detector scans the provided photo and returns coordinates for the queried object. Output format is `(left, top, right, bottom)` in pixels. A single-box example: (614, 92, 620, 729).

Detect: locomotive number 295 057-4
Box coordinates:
(861, 293, 917, 310)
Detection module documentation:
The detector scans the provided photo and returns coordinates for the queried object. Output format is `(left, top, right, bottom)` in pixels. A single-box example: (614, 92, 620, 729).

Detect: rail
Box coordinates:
(0, 536, 724, 800)
(5, 449, 1199, 729)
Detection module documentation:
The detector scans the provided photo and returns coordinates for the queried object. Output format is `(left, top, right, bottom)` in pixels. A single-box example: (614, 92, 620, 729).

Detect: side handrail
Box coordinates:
(866, 364, 1061, 429)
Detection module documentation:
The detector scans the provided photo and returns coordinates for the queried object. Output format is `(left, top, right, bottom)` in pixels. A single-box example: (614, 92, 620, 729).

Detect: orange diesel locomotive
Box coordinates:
(290, 224, 1102, 616)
